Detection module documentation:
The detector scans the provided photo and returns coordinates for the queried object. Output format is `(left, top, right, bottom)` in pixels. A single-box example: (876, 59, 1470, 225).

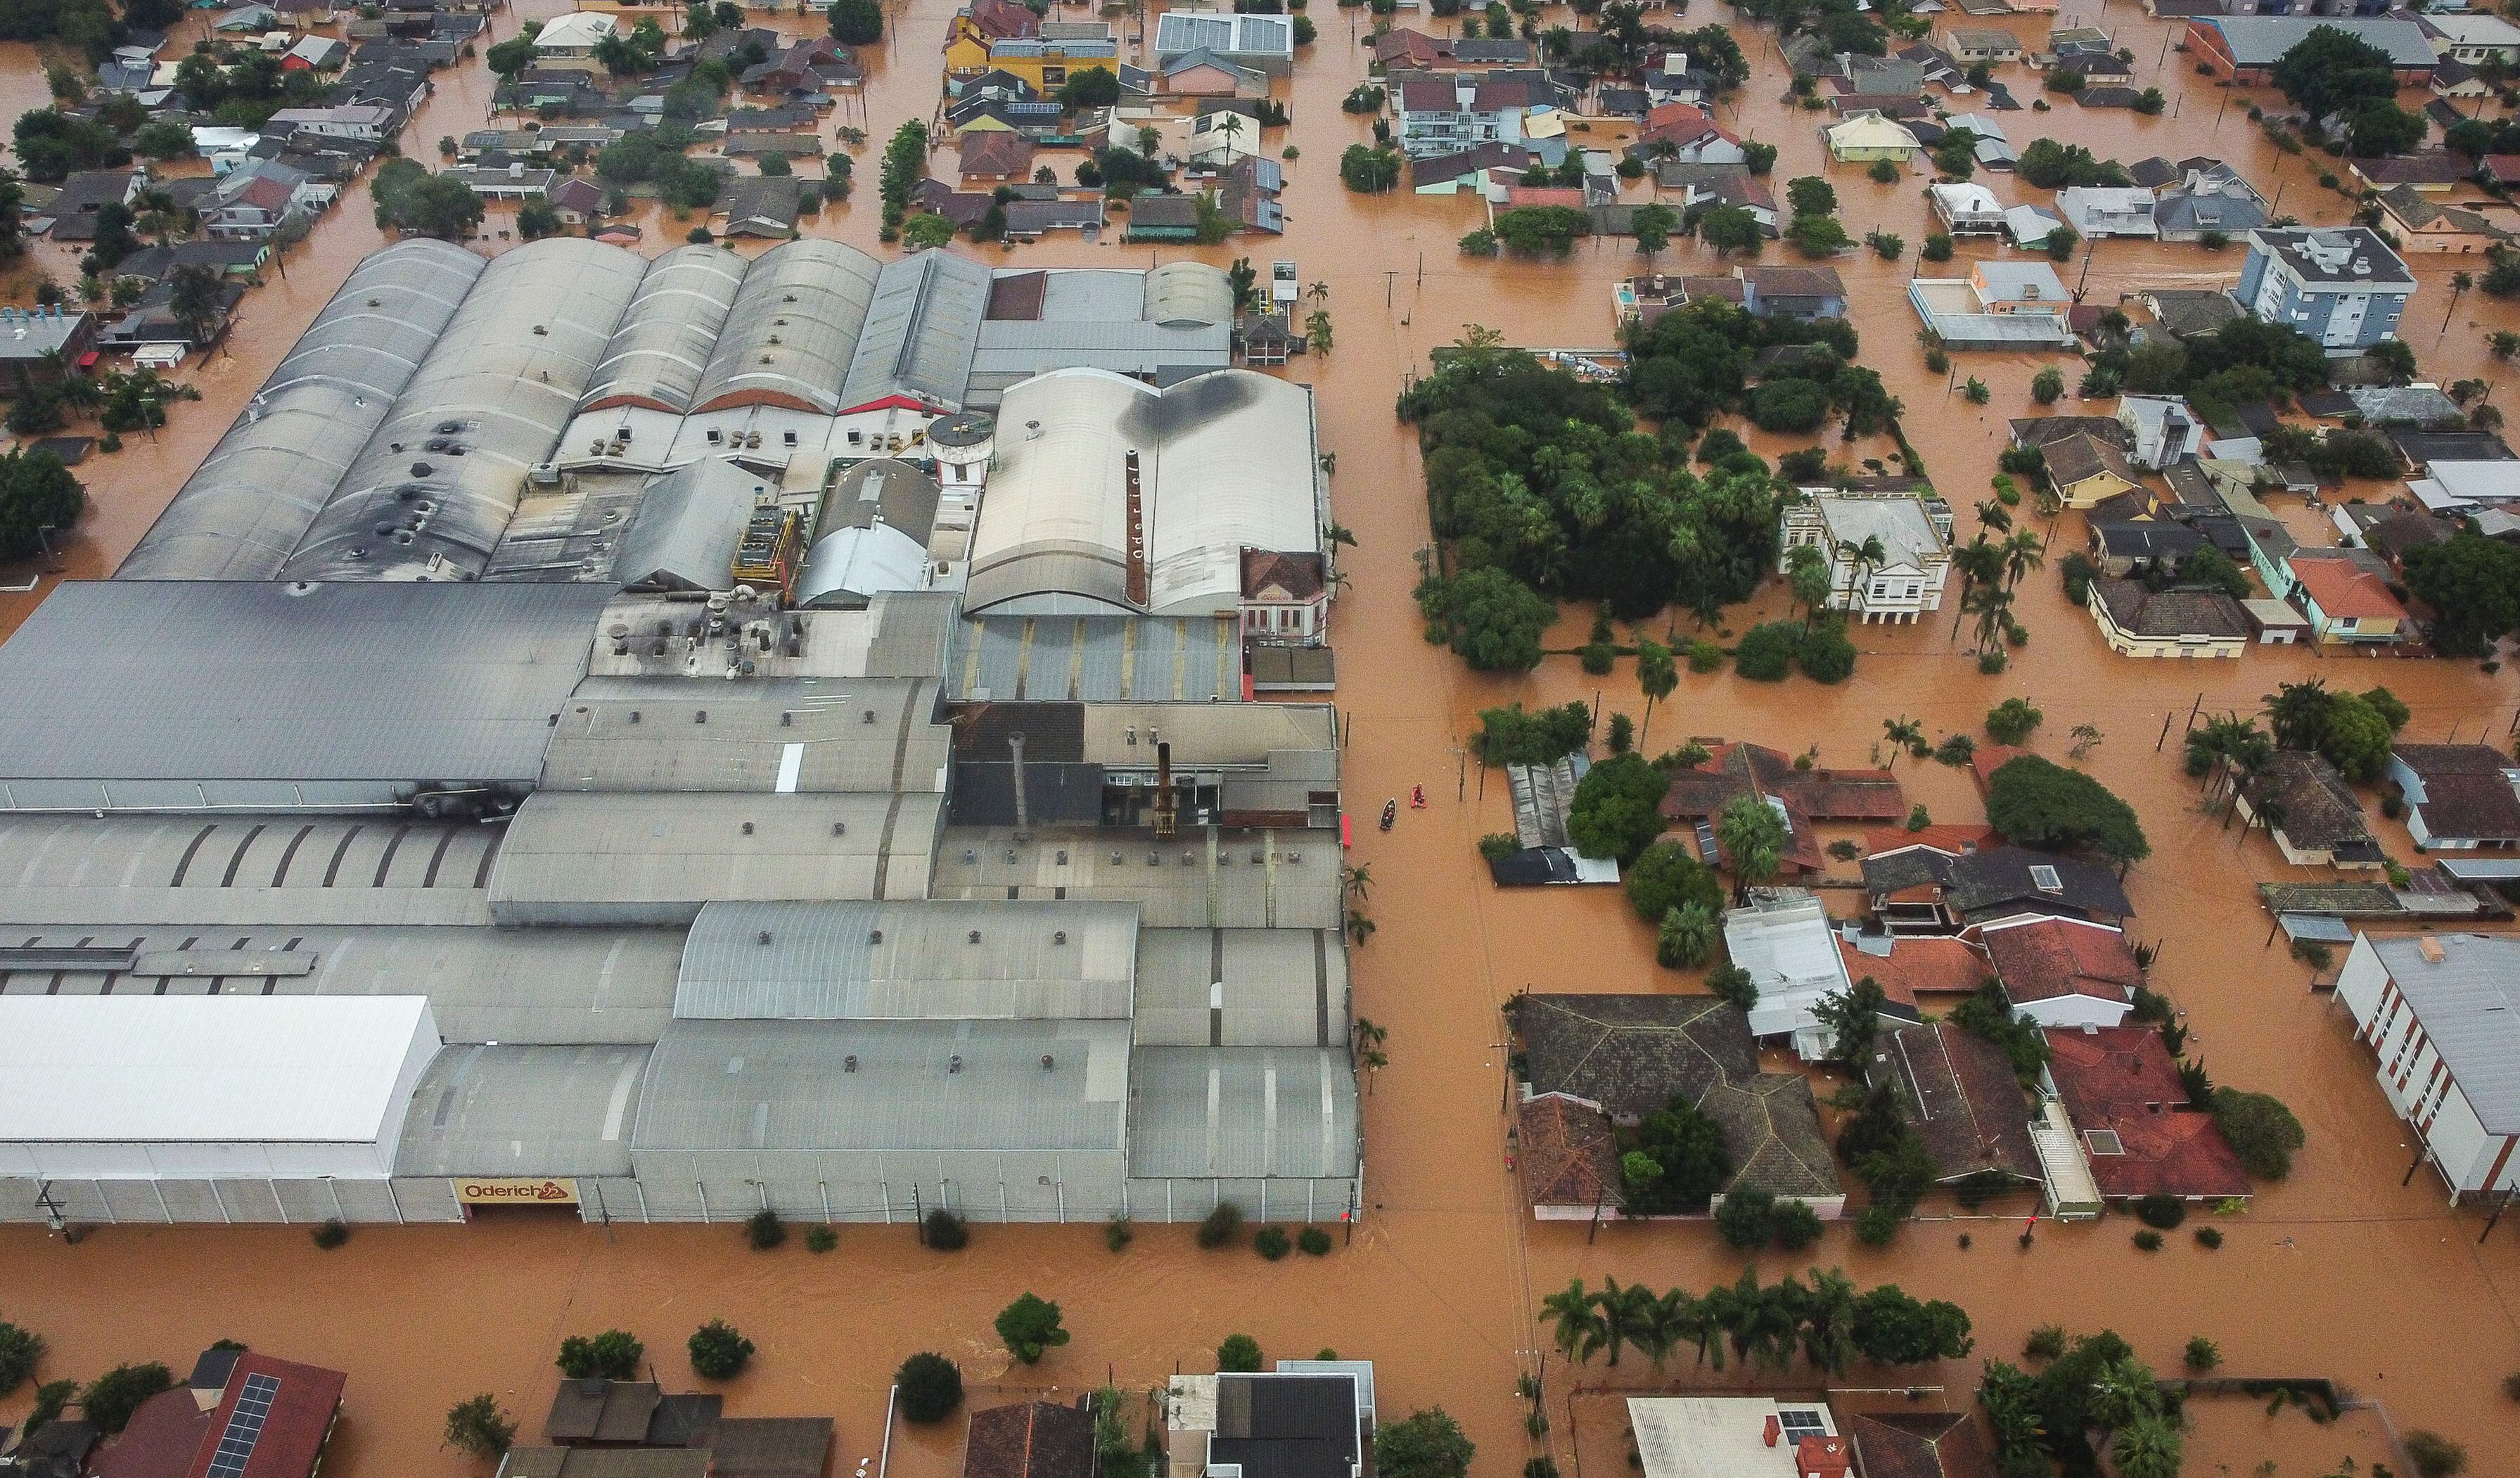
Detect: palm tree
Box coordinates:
(1693, 1276, 1737, 1373)
(1343, 862, 1372, 904)
(1722, 1270, 1798, 1375)
(1353, 1018, 1387, 1055)
(1715, 793, 1787, 901)
(2111, 1418, 2182, 1478)
(2188, 712, 2268, 812)
(1784, 544, 1831, 629)
(1999, 528, 2046, 592)
(1346, 909, 1376, 948)
(1592, 1277, 1661, 1368)
(1881, 716, 1924, 771)
(2089, 1358, 2161, 1429)
(1636, 638, 1677, 752)
(1796, 1268, 1857, 1376)
(1309, 280, 1329, 305)
(1642, 1287, 1696, 1370)
(1947, 535, 2007, 643)
(2262, 679, 2332, 751)
(1834, 534, 1888, 615)
(1964, 584, 2013, 655)
(1540, 1279, 1602, 1364)
(1974, 497, 2012, 534)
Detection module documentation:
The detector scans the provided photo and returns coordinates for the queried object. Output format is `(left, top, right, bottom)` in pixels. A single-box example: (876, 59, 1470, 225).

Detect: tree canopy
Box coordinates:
(1415, 566, 1555, 671)
(0, 448, 84, 563)
(827, 0, 883, 41)
(2405, 534, 2520, 657)
(1625, 839, 1725, 924)
(894, 1353, 964, 1422)
(1623, 1093, 1733, 1212)
(1472, 701, 1594, 767)
(1377, 1410, 1476, 1478)
(372, 158, 483, 239)
(1566, 752, 1670, 864)
(1983, 754, 2149, 863)
(2270, 25, 2402, 122)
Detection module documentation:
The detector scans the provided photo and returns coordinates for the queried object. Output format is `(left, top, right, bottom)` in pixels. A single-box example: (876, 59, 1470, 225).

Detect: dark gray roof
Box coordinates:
(2092, 522, 2206, 559)
(2093, 577, 2251, 639)
(2249, 750, 2374, 854)
(0, 580, 606, 796)
(1210, 1375, 1362, 1478)
(1947, 845, 2135, 920)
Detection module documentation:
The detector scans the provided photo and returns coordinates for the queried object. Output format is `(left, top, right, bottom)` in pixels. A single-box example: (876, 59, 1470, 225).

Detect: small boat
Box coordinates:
(1379, 799, 1397, 831)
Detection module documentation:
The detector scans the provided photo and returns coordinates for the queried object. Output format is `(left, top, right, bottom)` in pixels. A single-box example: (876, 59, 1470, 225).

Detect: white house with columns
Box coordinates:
(2336, 932, 2520, 1201)
(1777, 488, 1955, 623)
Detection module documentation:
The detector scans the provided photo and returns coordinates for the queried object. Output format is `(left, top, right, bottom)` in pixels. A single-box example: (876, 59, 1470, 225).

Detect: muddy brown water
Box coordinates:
(6, 1, 2520, 1473)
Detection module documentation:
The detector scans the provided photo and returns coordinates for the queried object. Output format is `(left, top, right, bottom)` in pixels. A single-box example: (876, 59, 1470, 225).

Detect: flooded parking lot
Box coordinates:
(7, 0, 2520, 1472)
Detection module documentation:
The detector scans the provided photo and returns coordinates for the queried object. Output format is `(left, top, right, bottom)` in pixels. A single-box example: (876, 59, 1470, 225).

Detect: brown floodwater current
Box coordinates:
(6, 0, 2520, 1472)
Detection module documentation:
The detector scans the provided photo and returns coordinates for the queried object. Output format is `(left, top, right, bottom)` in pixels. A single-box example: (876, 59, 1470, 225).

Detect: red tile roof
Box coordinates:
(959, 131, 1036, 179)
(1969, 744, 2032, 795)
(1517, 1091, 1618, 1209)
(183, 1353, 347, 1478)
(2289, 555, 2408, 622)
(1504, 186, 1587, 208)
(2046, 1027, 2250, 1200)
(90, 1389, 212, 1478)
(1981, 918, 2140, 1005)
(1839, 935, 1992, 1008)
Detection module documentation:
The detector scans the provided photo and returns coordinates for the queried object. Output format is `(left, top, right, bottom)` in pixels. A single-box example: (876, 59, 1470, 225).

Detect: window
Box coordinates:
(783, 430, 798, 446)
(1776, 1410, 1830, 1442)
(2028, 863, 2063, 892)
(1043, 66, 1066, 83)
(2083, 1129, 2125, 1155)
(705, 428, 722, 444)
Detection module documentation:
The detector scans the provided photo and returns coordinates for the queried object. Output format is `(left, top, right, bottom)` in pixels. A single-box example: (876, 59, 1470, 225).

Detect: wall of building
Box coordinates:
(0, 1175, 463, 1225)
(573, 1165, 1361, 1223)
(2011, 995, 2132, 1031)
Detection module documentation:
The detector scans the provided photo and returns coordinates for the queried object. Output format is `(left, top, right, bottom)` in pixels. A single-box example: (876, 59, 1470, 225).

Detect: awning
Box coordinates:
(2277, 913, 2355, 944)
(75, 350, 99, 369)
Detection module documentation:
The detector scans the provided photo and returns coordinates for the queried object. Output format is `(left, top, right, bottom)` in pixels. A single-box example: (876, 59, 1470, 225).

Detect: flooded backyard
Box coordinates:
(5, 0, 2520, 1472)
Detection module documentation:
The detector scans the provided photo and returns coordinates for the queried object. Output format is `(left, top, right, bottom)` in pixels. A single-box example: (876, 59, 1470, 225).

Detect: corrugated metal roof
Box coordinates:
(1037, 268, 1151, 323)
(0, 994, 433, 1143)
(1126, 1046, 1356, 1177)
(0, 580, 607, 789)
(579, 245, 748, 413)
(119, 238, 485, 580)
(610, 458, 766, 592)
(675, 899, 1137, 1020)
(629, 1017, 1130, 1152)
(949, 615, 1241, 702)
(838, 249, 992, 411)
(1130, 927, 1343, 1046)
(279, 238, 652, 581)
(693, 238, 883, 415)
(540, 676, 948, 794)
(930, 825, 1341, 929)
(394, 1041, 651, 1175)
(1141, 262, 1234, 327)
(2370, 933, 2520, 1132)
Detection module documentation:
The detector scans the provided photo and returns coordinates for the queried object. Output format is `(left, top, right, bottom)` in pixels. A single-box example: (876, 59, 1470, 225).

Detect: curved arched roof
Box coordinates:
(1141, 370, 1316, 613)
(118, 238, 484, 580)
(578, 245, 748, 415)
(962, 368, 1148, 615)
(691, 239, 883, 416)
(1141, 261, 1234, 328)
(279, 238, 648, 581)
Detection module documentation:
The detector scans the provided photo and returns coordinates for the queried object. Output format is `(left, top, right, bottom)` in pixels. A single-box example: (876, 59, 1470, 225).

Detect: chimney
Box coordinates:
(1763, 1415, 1780, 1449)
(1154, 740, 1177, 840)
(1009, 731, 1032, 843)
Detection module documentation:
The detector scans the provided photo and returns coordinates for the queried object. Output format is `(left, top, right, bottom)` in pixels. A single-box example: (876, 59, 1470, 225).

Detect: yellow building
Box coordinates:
(980, 28, 1120, 92)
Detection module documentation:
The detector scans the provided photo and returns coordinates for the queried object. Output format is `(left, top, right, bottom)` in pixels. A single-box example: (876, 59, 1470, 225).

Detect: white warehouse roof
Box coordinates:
(0, 994, 437, 1144)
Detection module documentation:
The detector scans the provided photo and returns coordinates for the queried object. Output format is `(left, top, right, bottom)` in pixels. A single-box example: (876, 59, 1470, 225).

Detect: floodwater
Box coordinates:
(8, 0, 2520, 1473)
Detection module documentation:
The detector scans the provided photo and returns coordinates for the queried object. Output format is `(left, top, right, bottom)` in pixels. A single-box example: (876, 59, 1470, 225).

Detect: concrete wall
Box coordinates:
(0, 1175, 463, 1224)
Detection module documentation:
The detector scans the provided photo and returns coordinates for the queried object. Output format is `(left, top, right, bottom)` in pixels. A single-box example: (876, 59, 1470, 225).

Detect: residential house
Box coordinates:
(1218, 155, 1284, 233)
(0, 306, 94, 388)
(1942, 26, 2024, 61)
(44, 168, 141, 243)
(743, 38, 862, 100)
(2087, 521, 2206, 578)
(2337, 932, 2520, 1198)
(1240, 549, 1326, 641)
(1661, 740, 1908, 876)
(549, 175, 608, 226)
(2144, 287, 2246, 340)
(1863, 844, 2135, 934)
(2419, 11, 2520, 64)
(1978, 915, 2140, 1029)
(1513, 994, 1845, 1217)
(1929, 181, 2007, 236)
(2151, 158, 2270, 240)
(2237, 750, 2385, 869)
(982, 29, 1120, 96)
(1740, 265, 1847, 321)
(1837, 927, 1994, 1015)
(1627, 1399, 1844, 1478)
(1371, 27, 1448, 69)
(532, 10, 620, 59)
(2238, 226, 2417, 355)
(267, 103, 396, 143)
(440, 162, 556, 199)
(1845, 1413, 2001, 1478)
(1002, 197, 1103, 239)
(282, 33, 346, 71)
(1516, 1091, 1620, 1219)
(1654, 162, 1777, 234)
(1153, 11, 1294, 77)
(964, 1401, 1096, 1478)
(100, 277, 247, 352)
(943, 0, 1040, 83)
(2185, 17, 2436, 85)
(1123, 193, 1201, 243)
(2386, 745, 2520, 851)
(1731, 889, 1926, 1062)
(2086, 577, 2251, 657)
(2117, 395, 2204, 469)
(1869, 1020, 2043, 1189)
(1395, 71, 1565, 156)
(2057, 185, 2160, 239)
(1625, 102, 1744, 165)
(202, 160, 324, 241)
(1910, 260, 2077, 349)
(1824, 111, 1920, 162)
(959, 131, 1035, 183)
(2352, 150, 2468, 195)
(1409, 141, 1533, 198)
(2433, 58, 2493, 101)
(2284, 553, 2409, 645)
(80, 1349, 346, 1478)
(1943, 112, 2018, 169)
(1777, 487, 1954, 622)
(715, 174, 800, 238)
(2045, 1025, 2251, 1202)
(2375, 186, 2517, 253)
(2408, 458, 2520, 514)
(2044, 432, 2142, 510)
(1157, 49, 1268, 99)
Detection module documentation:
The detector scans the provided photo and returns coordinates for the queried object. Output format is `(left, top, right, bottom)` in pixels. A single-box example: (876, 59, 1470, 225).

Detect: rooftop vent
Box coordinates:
(1041, 1054, 1055, 1070)
(831, 821, 846, 836)
(968, 930, 983, 944)
(949, 1054, 964, 1073)
(844, 1054, 857, 1072)
(756, 930, 772, 944)
(742, 821, 755, 835)
(1054, 930, 1067, 944)
(870, 928, 883, 944)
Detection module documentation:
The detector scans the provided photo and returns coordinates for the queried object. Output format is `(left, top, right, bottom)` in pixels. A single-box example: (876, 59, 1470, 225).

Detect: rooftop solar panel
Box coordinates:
(207, 1373, 281, 1478)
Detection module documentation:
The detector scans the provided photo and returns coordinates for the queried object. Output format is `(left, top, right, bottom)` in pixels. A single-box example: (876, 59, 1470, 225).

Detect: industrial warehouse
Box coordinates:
(0, 238, 1352, 1231)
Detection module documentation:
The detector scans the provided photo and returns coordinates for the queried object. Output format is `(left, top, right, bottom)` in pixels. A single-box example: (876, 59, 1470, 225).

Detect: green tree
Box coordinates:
(0, 1320, 40, 1396)
(2111, 1416, 2183, 1478)
(487, 35, 537, 76)
(827, 0, 883, 41)
(1631, 202, 1679, 257)
(558, 1331, 642, 1381)
(1627, 1094, 1732, 1212)
(1699, 205, 1763, 256)
(1734, 621, 1801, 680)
(1850, 1287, 1973, 1365)
(1378, 1410, 1475, 1478)
(1636, 637, 1677, 750)
(1708, 963, 1758, 1010)
(1715, 791, 1789, 894)
(2270, 25, 2403, 120)
(1714, 1188, 1776, 1248)
(1789, 214, 1853, 257)
(2030, 366, 2064, 404)
(1055, 66, 1121, 110)
(902, 212, 956, 250)
(373, 158, 484, 240)
(2403, 1431, 2470, 1478)
(2315, 690, 2396, 781)
(1657, 901, 1720, 968)
(1541, 1278, 1606, 1363)
(1985, 698, 2044, 745)
(895, 1353, 964, 1422)
(1983, 754, 2149, 863)
(1338, 144, 1402, 193)
(517, 198, 564, 240)
(1566, 752, 1671, 865)
(81, 1364, 174, 1434)
(1813, 976, 1885, 1065)
(2213, 1090, 2305, 1178)
(1216, 1333, 1263, 1372)
(0, 446, 84, 560)
(1417, 567, 1556, 671)
(444, 1394, 517, 1457)
(995, 1294, 1071, 1363)
(687, 1320, 755, 1380)
(1785, 175, 1837, 217)
(2405, 534, 2520, 657)
(1625, 840, 1724, 924)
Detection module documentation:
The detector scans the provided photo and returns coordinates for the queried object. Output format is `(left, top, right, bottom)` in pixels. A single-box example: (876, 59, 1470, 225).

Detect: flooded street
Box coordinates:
(8, 0, 2520, 1472)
